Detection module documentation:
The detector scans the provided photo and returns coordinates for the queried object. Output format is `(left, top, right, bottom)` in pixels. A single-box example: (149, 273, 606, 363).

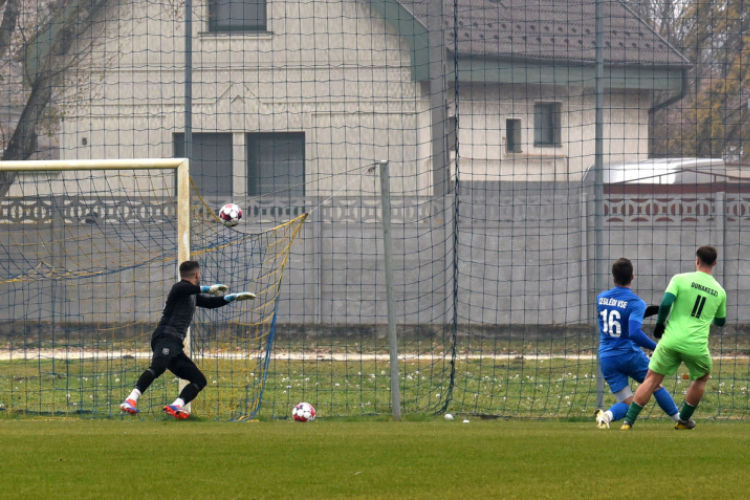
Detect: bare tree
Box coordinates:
(666, 0, 750, 158)
(0, 0, 106, 196)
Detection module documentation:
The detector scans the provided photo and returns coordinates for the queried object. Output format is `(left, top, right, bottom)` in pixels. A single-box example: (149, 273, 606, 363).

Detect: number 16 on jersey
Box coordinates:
(600, 309, 622, 337)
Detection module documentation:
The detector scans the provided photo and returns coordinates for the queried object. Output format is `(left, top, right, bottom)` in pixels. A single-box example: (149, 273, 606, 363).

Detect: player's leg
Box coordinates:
(120, 337, 177, 414)
(622, 344, 682, 429)
(620, 369, 665, 429)
(675, 350, 712, 430)
(685, 372, 710, 406)
(163, 354, 207, 419)
(597, 388, 632, 428)
(652, 386, 680, 422)
(596, 356, 630, 429)
(630, 350, 679, 422)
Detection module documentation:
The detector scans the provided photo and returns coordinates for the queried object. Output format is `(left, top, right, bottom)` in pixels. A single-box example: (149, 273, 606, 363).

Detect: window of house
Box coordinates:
(506, 119, 522, 153)
(174, 133, 234, 198)
(247, 133, 305, 196)
(534, 103, 562, 147)
(209, 0, 267, 32)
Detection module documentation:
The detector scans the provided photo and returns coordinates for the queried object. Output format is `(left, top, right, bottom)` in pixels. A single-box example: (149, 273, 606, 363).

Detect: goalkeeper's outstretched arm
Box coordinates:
(201, 284, 228, 295)
(225, 292, 256, 302)
(196, 294, 229, 309)
(196, 290, 256, 308)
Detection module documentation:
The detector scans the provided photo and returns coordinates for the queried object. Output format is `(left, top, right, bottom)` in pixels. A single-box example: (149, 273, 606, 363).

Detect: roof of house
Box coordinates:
(395, 0, 689, 66)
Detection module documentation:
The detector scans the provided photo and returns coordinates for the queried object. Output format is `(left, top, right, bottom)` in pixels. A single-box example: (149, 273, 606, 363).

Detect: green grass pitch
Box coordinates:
(3, 357, 748, 419)
(1, 419, 749, 500)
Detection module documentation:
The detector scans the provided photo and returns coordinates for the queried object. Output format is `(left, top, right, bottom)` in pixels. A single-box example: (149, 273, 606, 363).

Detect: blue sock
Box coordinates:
(607, 402, 629, 422)
(654, 387, 679, 417)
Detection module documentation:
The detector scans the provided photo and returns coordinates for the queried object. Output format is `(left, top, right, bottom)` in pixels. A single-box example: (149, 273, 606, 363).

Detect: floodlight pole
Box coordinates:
(378, 160, 402, 421)
(593, 0, 606, 409)
(184, 0, 193, 164)
(181, 0, 194, 412)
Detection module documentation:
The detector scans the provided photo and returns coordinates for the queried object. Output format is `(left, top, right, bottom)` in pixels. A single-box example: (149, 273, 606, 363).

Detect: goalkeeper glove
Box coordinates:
(201, 284, 228, 296)
(644, 305, 659, 318)
(225, 292, 256, 302)
(653, 323, 666, 339)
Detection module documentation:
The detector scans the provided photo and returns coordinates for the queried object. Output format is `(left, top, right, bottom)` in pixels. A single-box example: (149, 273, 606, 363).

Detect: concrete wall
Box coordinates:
(6, 185, 748, 338)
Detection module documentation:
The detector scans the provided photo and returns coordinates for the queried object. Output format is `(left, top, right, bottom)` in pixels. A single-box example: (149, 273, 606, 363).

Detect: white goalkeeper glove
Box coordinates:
(201, 284, 228, 296)
(225, 292, 256, 302)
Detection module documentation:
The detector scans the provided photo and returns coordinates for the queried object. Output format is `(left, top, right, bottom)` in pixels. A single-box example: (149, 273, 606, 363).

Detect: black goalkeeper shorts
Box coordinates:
(149, 334, 204, 385)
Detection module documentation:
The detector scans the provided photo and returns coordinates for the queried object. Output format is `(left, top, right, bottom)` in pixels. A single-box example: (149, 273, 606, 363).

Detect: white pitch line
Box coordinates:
(0, 350, 747, 362)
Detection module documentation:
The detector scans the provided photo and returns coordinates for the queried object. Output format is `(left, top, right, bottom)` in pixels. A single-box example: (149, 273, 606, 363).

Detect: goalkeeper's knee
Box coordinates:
(192, 371, 207, 391)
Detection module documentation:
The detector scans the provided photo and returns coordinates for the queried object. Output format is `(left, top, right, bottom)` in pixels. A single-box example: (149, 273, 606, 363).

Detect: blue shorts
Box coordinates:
(600, 350, 650, 394)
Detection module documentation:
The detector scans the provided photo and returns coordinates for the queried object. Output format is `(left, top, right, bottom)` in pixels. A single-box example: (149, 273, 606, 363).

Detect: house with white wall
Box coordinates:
(42, 0, 689, 200)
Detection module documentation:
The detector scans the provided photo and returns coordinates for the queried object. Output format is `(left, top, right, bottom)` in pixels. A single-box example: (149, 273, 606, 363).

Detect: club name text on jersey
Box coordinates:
(598, 298, 628, 309)
(690, 282, 718, 297)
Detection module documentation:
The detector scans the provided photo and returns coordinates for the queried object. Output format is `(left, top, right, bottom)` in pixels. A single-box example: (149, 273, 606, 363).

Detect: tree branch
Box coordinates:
(0, 0, 20, 62)
(0, 1, 102, 196)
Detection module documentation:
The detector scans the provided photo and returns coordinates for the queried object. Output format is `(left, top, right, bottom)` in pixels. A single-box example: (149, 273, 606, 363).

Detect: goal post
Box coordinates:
(0, 158, 191, 256)
(0, 158, 306, 419)
(0, 158, 193, 412)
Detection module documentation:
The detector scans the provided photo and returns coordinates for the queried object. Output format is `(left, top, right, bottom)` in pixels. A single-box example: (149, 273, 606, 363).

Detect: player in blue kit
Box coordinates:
(594, 258, 681, 429)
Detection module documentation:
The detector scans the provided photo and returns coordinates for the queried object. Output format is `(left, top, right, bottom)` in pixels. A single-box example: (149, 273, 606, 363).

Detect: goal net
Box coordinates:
(0, 159, 306, 419)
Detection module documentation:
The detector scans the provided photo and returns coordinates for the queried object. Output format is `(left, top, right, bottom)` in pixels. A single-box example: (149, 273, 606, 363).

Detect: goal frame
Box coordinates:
(0, 158, 194, 406)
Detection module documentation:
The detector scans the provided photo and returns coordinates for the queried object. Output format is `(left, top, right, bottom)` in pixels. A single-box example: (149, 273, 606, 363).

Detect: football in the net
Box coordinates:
(292, 402, 316, 422)
(219, 203, 242, 227)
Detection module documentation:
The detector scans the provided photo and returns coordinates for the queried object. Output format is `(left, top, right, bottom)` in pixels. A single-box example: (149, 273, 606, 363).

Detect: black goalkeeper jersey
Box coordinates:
(153, 280, 228, 341)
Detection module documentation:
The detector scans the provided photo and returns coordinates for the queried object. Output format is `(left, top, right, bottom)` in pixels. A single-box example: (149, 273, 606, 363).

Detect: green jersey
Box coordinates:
(660, 271, 726, 352)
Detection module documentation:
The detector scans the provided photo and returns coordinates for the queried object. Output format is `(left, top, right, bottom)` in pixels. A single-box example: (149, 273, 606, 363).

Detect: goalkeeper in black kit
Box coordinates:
(120, 261, 255, 419)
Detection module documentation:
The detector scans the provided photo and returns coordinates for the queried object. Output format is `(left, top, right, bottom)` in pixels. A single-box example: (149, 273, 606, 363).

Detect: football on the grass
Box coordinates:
(293, 402, 316, 422)
(219, 203, 242, 227)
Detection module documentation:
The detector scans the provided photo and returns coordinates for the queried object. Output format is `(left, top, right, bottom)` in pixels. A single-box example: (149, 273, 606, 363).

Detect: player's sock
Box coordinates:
(177, 382, 202, 405)
(171, 397, 186, 408)
(679, 401, 698, 421)
(654, 387, 680, 421)
(607, 402, 629, 422)
(127, 388, 142, 403)
(624, 402, 643, 424)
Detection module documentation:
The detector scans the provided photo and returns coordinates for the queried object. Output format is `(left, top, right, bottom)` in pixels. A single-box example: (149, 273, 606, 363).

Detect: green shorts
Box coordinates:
(649, 344, 712, 381)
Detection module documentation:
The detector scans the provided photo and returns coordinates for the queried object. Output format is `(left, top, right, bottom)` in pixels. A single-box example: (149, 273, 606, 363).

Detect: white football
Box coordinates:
(219, 203, 242, 227)
(293, 402, 316, 422)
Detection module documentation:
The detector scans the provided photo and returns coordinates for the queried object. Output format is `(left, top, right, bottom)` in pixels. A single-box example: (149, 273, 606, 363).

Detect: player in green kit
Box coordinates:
(621, 246, 726, 430)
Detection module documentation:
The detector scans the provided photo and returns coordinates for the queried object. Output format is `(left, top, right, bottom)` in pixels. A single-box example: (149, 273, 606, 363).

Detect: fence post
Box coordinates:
(378, 160, 401, 421)
(313, 200, 323, 325)
(716, 192, 726, 286)
(593, 0, 605, 409)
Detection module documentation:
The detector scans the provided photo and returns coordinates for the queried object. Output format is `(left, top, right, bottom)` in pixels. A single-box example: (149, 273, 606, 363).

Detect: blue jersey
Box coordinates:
(597, 287, 647, 358)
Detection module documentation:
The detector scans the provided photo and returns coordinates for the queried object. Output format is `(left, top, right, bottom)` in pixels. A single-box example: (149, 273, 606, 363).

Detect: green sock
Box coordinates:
(680, 401, 697, 421)
(624, 402, 644, 424)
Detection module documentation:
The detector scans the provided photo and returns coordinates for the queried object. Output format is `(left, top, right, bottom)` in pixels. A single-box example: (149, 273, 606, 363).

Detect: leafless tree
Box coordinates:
(0, 0, 107, 196)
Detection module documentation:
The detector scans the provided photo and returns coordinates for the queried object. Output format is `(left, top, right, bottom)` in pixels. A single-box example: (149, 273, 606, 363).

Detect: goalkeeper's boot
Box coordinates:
(674, 418, 696, 430)
(620, 421, 633, 430)
(164, 404, 189, 420)
(595, 409, 610, 430)
(120, 399, 139, 415)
